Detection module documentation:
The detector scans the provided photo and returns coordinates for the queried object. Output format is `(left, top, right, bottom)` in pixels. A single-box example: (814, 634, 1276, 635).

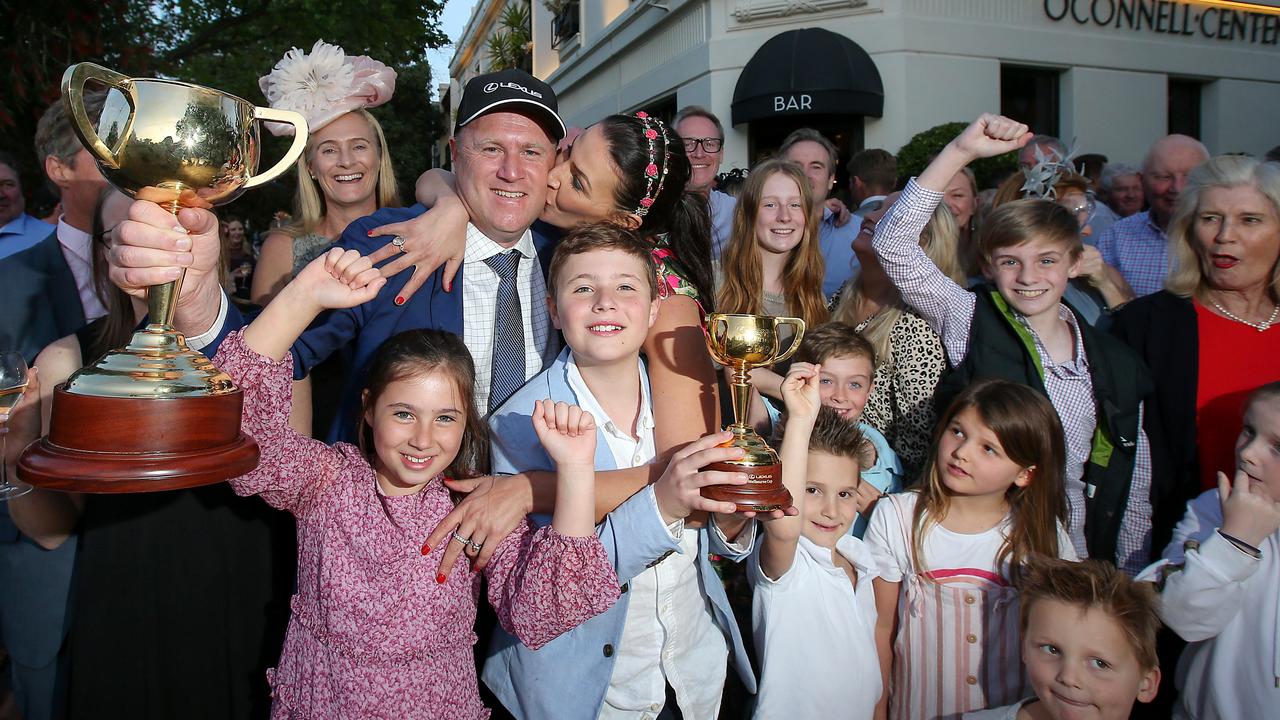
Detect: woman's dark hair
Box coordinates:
(600, 114, 714, 306)
(357, 329, 490, 479)
(89, 188, 140, 360)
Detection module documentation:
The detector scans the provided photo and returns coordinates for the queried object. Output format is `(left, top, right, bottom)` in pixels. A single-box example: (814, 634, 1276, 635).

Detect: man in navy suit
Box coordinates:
(0, 93, 108, 363)
(110, 69, 566, 440)
(0, 93, 107, 720)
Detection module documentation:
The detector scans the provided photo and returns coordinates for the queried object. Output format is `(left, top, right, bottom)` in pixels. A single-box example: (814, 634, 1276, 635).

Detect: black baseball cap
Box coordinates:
(454, 69, 566, 142)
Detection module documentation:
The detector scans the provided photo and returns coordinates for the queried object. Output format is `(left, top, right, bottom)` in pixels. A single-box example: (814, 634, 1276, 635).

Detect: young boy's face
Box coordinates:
(817, 354, 874, 422)
(800, 452, 861, 548)
(1238, 396, 1280, 501)
(983, 237, 1081, 323)
(548, 248, 660, 367)
(1021, 599, 1159, 720)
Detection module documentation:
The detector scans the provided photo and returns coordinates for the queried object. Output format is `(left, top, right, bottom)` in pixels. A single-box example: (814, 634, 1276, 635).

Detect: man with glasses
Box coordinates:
(673, 106, 736, 257)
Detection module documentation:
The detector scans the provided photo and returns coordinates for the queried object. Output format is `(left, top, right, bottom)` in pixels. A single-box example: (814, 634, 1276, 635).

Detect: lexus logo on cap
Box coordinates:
(483, 81, 544, 99)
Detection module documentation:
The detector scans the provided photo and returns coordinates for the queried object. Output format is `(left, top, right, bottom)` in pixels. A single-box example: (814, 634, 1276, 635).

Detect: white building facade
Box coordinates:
(526, 0, 1280, 172)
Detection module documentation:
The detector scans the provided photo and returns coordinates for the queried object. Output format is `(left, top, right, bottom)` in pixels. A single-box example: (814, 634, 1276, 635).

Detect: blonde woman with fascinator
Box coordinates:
(830, 193, 962, 477)
(251, 41, 400, 306)
(250, 41, 400, 433)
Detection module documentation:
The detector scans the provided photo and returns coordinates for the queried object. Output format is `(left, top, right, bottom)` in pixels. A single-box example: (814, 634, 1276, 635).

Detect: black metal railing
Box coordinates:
(551, 1, 580, 49)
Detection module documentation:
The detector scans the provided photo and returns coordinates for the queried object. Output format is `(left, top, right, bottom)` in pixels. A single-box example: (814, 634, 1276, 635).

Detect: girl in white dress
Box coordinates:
(866, 379, 1078, 720)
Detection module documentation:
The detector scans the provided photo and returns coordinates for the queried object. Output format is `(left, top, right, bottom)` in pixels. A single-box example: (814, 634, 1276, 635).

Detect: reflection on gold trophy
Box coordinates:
(18, 63, 308, 492)
(701, 313, 806, 512)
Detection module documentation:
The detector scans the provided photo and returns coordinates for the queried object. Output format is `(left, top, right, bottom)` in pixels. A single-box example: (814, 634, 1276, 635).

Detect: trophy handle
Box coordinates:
(244, 108, 310, 189)
(704, 314, 735, 368)
(60, 63, 134, 170)
(770, 316, 807, 364)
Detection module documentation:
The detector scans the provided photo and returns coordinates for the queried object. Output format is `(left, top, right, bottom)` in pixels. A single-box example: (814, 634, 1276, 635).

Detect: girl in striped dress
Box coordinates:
(865, 379, 1078, 720)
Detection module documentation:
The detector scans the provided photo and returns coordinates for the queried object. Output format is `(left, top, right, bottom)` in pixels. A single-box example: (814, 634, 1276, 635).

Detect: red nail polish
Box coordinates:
(395, 296, 405, 306)
(436, 573, 447, 584)
(420, 542, 431, 555)
(366, 230, 374, 236)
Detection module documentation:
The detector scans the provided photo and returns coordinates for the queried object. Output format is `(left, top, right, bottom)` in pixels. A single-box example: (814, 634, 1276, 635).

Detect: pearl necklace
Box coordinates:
(1209, 299, 1279, 332)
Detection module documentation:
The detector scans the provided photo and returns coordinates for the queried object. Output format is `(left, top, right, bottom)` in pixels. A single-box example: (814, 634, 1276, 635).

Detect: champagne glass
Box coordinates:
(0, 351, 33, 501)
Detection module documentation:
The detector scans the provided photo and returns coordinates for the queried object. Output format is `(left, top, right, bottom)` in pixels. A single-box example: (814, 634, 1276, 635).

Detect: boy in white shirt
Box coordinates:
(965, 556, 1162, 720)
(749, 364, 882, 719)
(1135, 381, 1280, 720)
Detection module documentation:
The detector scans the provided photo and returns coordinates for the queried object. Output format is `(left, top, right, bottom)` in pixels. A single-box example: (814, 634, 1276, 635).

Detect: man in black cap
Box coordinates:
(109, 68, 566, 437)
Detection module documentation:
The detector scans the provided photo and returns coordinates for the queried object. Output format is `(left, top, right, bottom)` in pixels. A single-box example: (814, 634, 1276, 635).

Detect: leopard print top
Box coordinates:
(855, 309, 947, 480)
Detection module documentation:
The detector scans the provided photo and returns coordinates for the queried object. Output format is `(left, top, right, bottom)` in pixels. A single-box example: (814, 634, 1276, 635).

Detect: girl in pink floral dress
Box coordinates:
(213, 247, 621, 719)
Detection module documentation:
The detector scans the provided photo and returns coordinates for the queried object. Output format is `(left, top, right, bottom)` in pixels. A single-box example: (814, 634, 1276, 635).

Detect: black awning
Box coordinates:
(731, 28, 884, 126)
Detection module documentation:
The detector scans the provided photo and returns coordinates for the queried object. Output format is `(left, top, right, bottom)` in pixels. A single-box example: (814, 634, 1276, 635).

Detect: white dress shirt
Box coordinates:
(569, 351, 736, 719)
(749, 535, 882, 719)
(564, 353, 655, 469)
(1136, 490, 1280, 720)
(461, 223, 555, 414)
(602, 527, 730, 720)
(57, 217, 106, 321)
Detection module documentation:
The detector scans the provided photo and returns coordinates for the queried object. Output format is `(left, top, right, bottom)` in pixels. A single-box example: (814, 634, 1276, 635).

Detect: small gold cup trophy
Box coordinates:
(18, 63, 308, 492)
(701, 313, 806, 512)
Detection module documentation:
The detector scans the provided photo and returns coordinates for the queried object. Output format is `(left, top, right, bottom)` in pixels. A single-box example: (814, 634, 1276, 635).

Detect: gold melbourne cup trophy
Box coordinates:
(701, 313, 806, 512)
(17, 62, 308, 492)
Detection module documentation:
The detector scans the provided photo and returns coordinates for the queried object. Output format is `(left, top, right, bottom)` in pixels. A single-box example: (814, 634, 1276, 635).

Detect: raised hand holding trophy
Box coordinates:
(18, 63, 308, 492)
(701, 313, 806, 512)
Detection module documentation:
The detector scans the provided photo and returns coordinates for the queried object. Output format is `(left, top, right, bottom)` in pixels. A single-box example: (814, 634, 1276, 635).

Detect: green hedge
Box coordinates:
(896, 122, 1018, 190)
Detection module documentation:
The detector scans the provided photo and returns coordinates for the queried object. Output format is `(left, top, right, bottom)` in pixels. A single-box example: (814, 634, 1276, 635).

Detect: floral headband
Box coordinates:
(259, 40, 397, 137)
(1019, 140, 1080, 200)
(633, 112, 671, 218)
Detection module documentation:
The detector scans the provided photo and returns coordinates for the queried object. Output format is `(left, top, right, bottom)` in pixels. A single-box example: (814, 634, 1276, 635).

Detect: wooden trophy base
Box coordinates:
(17, 387, 260, 493)
(700, 460, 794, 513)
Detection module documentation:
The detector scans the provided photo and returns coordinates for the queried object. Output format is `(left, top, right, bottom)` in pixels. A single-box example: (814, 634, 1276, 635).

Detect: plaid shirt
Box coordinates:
(1095, 211, 1169, 298)
(874, 181, 1153, 573)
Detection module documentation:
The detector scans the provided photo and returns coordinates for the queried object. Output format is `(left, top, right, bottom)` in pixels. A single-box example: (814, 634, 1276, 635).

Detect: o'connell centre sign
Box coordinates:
(1044, 0, 1280, 45)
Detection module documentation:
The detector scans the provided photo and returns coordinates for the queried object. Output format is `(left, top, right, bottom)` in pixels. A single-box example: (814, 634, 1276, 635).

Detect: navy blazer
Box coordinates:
(0, 228, 82, 678)
(0, 230, 85, 364)
(207, 206, 560, 441)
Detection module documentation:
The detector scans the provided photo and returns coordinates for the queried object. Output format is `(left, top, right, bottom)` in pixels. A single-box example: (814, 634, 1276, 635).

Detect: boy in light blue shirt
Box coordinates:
(759, 321, 903, 537)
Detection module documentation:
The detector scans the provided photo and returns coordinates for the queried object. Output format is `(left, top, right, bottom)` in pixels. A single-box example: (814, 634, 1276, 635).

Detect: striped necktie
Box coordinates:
(485, 250, 524, 413)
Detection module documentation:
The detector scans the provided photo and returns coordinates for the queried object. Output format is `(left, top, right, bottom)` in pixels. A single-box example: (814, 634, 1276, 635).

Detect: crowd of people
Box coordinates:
(0, 39, 1277, 720)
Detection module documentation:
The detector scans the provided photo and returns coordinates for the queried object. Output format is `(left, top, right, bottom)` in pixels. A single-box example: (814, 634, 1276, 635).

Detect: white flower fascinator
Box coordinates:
(259, 40, 397, 137)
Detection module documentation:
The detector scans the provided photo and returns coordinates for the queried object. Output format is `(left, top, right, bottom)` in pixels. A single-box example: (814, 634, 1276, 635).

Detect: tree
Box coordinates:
(896, 121, 1018, 190)
(0, 0, 448, 228)
(486, 2, 532, 73)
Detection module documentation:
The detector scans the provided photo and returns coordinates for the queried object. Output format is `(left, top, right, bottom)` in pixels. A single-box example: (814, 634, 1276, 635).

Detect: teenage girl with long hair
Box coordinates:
(715, 157, 829, 327)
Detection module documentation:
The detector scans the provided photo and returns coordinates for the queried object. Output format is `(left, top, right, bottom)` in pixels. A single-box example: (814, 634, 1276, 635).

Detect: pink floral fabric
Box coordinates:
(214, 331, 620, 719)
(650, 244, 703, 315)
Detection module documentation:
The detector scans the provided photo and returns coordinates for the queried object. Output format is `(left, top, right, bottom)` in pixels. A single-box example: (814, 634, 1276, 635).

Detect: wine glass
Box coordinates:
(0, 351, 33, 501)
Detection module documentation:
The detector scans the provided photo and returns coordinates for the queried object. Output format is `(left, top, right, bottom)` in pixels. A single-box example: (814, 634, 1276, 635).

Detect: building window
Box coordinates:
(1168, 78, 1202, 139)
(637, 95, 677, 126)
(1001, 65, 1060, 138)
(549, 1, 580, 49)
